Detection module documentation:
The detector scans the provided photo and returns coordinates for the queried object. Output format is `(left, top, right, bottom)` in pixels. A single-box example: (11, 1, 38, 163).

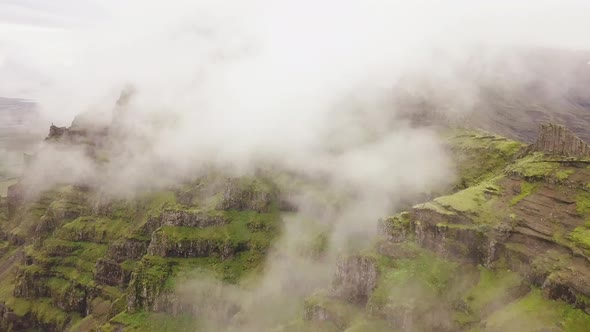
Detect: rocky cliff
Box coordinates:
(1, 125, 590, 331)
(532, 123, 590, 157)
(301, 127, 590, 332)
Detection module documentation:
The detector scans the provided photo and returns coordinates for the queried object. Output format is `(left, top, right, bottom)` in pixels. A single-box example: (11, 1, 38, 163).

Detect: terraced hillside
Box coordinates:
(0, 174, 291, 331)
(301, 126, 590, 331)
(1, 123, 590, 331)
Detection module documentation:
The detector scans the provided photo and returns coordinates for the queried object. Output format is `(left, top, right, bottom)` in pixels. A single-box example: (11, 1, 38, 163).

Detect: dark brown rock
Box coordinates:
(95, 259, 131, 286)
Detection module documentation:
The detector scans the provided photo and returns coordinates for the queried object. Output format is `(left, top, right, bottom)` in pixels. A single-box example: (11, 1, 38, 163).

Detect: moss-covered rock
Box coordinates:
(147, 226, 248, 259)
(127, 257, 173, 313)
(216, 178, 277, 212)
(95, 259, 132, 287)
(106, 239, 149, 262)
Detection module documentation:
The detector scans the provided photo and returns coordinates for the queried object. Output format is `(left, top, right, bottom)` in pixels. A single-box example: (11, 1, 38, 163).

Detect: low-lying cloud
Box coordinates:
(2, 0, 590, 330)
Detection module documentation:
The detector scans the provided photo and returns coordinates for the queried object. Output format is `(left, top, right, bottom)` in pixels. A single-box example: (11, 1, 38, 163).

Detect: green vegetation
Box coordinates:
(506, 152, 563, 180)
(413, 201, 456, 215)
(304, 291, 362, 330)
(108, 311, 200, 332)
(510, 181, 538, 206)
(444, 129, 525, 188)
(5, 297, 70, 329)
(464, 266, 522, 312)
(483, 289, 590, 332)
(556, 169, 575, 181)
(569, 223, 590, 251)
(576, 192, 590, 216)
(433, 179, 501, 224)
(368, 243, 458, 314)
(4, 152, 590, 332)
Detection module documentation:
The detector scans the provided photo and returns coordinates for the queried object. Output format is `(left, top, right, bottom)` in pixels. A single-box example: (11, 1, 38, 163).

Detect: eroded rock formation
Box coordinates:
(532, 123, 590, 157)
(330, 255, 378, 304)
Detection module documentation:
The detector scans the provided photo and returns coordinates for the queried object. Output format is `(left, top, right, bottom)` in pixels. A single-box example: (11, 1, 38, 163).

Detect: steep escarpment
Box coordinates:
(298, 124, 590, 332)
(0, 171, 289, 331)
(373, 124, 590, 329)
(532, 123, 590, 157)
(1, 122, 590, 331)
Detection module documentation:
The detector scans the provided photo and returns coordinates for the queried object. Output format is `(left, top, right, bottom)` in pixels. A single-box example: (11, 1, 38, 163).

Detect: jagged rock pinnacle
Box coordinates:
(532, 123, 590, 157)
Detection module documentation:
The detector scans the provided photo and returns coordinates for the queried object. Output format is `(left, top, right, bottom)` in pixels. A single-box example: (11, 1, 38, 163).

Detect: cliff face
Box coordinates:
(303, 128, 590, 332)
(0, 173, 287, 331)
(532, 123, 590, 157)
(2, 125, 590, 331)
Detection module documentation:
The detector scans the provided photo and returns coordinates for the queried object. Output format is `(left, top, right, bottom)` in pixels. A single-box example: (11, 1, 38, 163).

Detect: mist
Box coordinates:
(2, 0, 590, 330)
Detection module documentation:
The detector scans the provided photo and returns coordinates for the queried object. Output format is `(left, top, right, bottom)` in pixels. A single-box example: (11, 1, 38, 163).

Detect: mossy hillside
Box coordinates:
(569, 222, 590, 252)
(367, 242, 459, 316)
(0, 173, 290, 331)
(25, 240, 107, 285)
(105, 311, 200, 332)
(363, 240, 590, 332)
(413, 201, 456, 215)
(504, 152, 590, 184)
(510, 181, 538, 206)
(431, 178, 502, 224)
(1, 190, 185, 327)
(7, 185, 88, 240)
(128, 209, 282, 310)
(380, 211, 412, 232)
(463, 266, 523, 314)
(142, 191, 179, 219)
(152, 209, 280, 255)
(444, 129, 525, 188)
(304, 290, 363, 330)
(570, 192, 590, 254)
(482, 289, 590, 332)
(56, 216, 137, 243)
(3, 296, 74, 331)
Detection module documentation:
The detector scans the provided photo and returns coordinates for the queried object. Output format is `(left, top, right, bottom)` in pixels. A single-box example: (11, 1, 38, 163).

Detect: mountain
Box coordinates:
(1, 116, 590, 331)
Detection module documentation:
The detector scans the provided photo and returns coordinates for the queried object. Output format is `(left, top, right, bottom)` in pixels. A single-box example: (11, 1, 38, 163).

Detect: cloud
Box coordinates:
(2, 1, 590, 329)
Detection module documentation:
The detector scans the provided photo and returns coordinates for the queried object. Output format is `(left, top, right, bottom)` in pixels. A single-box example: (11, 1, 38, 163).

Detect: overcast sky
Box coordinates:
(2, 0, 590, 102)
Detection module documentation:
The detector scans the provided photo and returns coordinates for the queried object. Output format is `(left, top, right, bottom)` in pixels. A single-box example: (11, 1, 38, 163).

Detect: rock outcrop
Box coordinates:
(95, 259, 131, 286)
(160, 210, 228, 228)
(216, 178, 276, 212)
(106, 239, 149, 262)
(147, 229, 245, 259)
(47, 124, 68, 140)
(330, 255, 378, 304)
(532, 123, 590, 157)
